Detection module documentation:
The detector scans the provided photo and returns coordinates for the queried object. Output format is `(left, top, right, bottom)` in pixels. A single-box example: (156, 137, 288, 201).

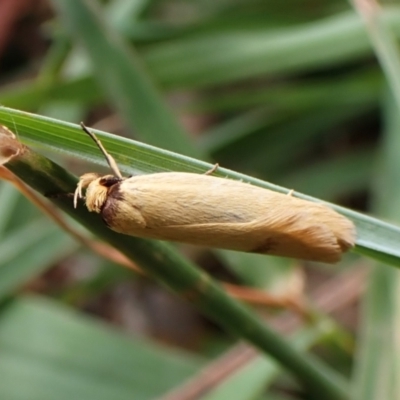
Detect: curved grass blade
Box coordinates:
(143, 8, 400, 88)
(0, 107, 399, 267)
(50, 0, 199, 158)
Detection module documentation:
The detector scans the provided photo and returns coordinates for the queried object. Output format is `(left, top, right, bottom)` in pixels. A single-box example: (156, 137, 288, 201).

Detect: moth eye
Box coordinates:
(99, 176, 121, 187)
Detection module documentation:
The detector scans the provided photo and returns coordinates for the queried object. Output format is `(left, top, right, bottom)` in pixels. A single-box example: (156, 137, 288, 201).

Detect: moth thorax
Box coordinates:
(85, 178, 109, 213)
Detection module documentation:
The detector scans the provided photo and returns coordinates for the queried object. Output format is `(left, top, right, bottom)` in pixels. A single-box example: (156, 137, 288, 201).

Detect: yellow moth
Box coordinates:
(74, 124, 356, 263)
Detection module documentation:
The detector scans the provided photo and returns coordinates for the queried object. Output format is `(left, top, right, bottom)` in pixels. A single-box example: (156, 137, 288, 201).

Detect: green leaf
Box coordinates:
(0, 182, 77, 300)
(143, 8, 400, 88)
(352, 93, 400, 398)
(351, 1, 400, 110)
(0, 296, 204, 400)
(0, 216, 77, 300)
(201, 326, 326, 400)
(50, 0, 200, 157)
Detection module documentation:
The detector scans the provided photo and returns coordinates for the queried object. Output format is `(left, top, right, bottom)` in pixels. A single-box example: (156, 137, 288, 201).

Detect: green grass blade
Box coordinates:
(0, 183, 78, 299)
(0, 184, 20, 236)
(280, 148, 374, 200)
(201, 326, 327, 400)
(50, 0, 200, 157)
(0, 217, 77, 300)
(352, 93, 400, 398)
(351, 1, 400, 110)
(0, 296, 204, 400)
(0, 106, 400, 267)
(143, 8, 400, 88)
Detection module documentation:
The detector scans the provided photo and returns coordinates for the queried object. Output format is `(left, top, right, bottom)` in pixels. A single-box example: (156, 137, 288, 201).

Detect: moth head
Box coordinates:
(74, 123, 124, 212)
(75, 173, 122, 213)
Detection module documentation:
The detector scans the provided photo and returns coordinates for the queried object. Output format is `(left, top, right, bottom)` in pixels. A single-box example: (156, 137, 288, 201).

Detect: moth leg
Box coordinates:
(287, 189, 294, 197)
(74, 172, 100, 208)
(46, 192, 74, 199)
(205, 163, 219, 175)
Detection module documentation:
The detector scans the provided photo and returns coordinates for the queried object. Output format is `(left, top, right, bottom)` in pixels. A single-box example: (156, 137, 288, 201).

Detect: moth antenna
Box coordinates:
(80, 122, 123, 179)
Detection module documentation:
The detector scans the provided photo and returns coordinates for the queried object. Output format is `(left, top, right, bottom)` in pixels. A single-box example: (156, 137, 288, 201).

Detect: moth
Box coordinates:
(74, 124, 356, 263)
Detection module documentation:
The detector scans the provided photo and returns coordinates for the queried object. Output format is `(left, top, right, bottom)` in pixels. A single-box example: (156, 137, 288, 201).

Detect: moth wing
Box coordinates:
(244, 212, 345, 262)
(113, 173, 355, 263)
(157, 211, 344, 263)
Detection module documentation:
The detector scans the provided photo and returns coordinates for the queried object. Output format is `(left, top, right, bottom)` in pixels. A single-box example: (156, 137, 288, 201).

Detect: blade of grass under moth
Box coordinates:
(0, 107, 400, 267)
(50, 0, 200, 158)
(1, 125, 349, 400)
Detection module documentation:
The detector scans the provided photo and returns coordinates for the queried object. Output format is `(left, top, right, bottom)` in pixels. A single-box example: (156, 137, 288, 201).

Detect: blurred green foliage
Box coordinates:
(0, 0, 399, 399)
